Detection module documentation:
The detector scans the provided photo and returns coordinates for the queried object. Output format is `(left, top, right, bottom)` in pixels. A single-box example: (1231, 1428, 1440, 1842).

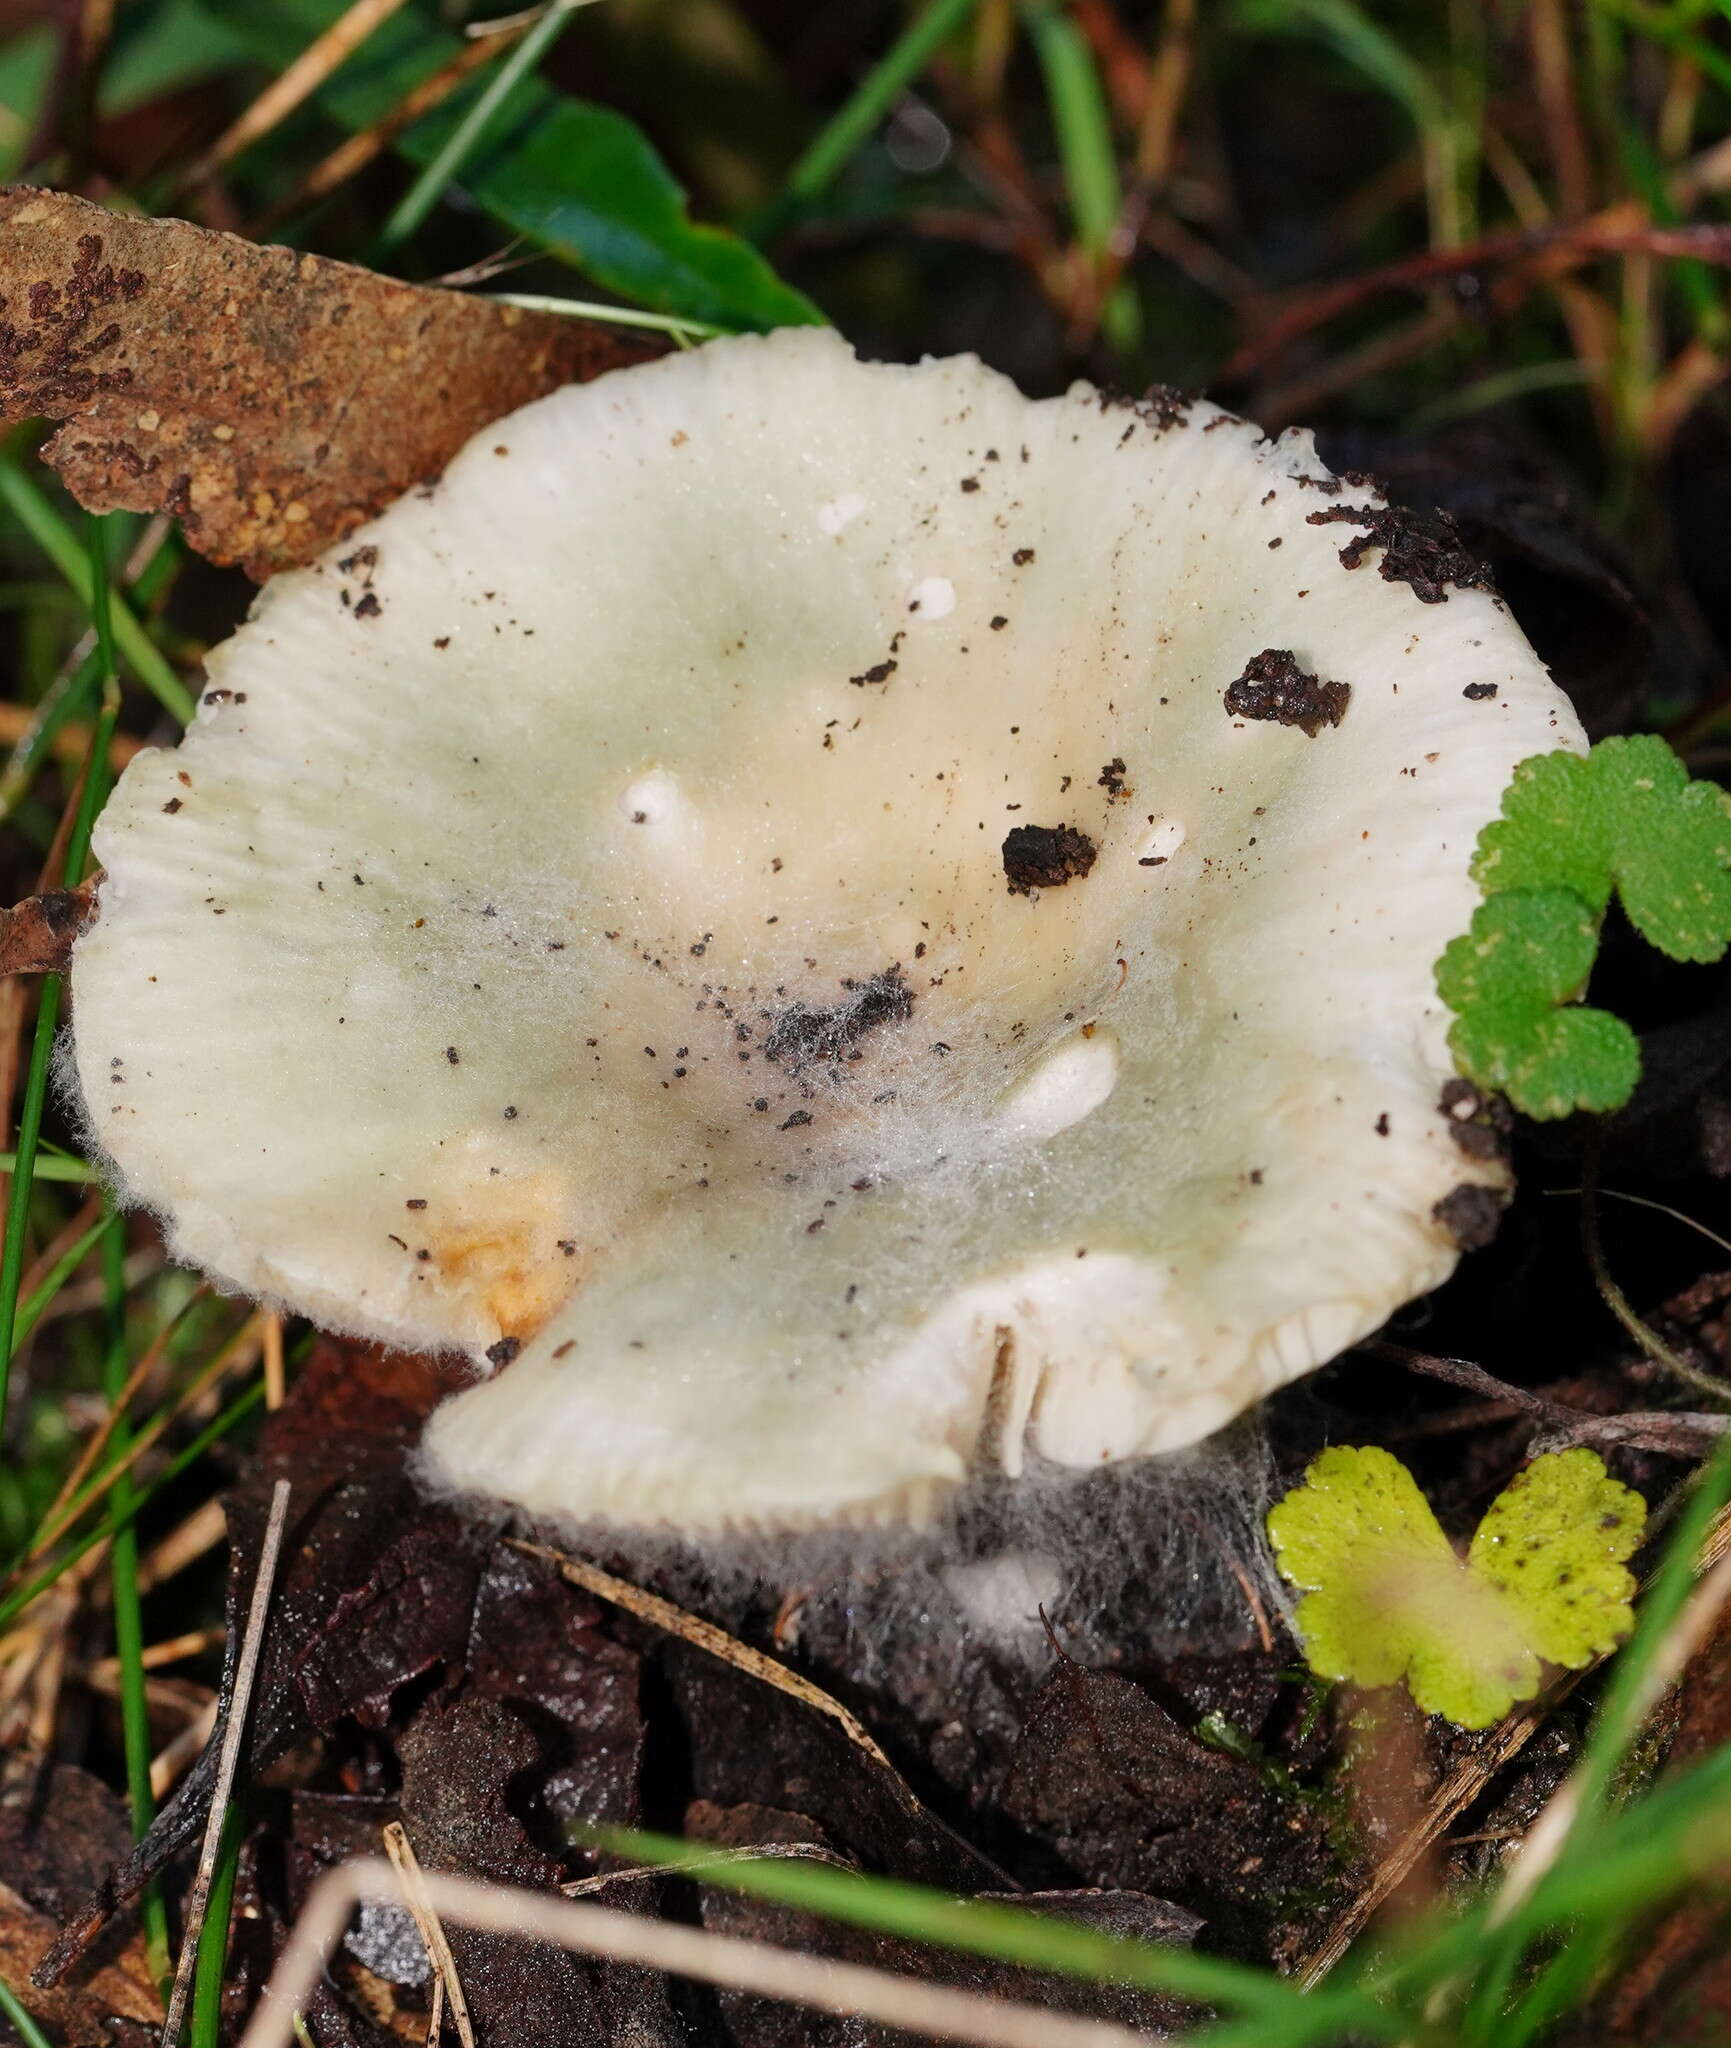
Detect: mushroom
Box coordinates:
(69, 331, 1582, 1532)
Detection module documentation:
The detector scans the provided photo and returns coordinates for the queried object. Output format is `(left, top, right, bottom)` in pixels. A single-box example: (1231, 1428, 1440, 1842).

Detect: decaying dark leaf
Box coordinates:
(1002, 1657, 1337, 1946)
(666, 1641, 1004, 1895)
(35, 1339, 484, 1985)
(0, 188, 654, 579)
(687, 1799, 1204, 2044)
(0, 1755, 136, 1920)
(34, 1338, 676, 2048)
(0, 885, 93, 976)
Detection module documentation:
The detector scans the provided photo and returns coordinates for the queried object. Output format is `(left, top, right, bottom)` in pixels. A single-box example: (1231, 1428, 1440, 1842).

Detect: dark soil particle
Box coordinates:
(762, 966, 914, 1076)
(1438, 1077, 1514, 1161)
(1463, 681, 1499, 700)
(1305, 501, 1497, 604)
(1002, 822, 1099, 894)
(1224, 648, 1351, 736)
(1432, 1181, 1509, 1249)
(1103, 383, 1193, 430)
(484, 1337, 520, 1367)
(1098, 757, 1130, 798)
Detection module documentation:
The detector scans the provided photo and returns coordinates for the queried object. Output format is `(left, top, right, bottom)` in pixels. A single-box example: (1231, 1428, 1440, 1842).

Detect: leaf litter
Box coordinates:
(0, 189, 651, 578)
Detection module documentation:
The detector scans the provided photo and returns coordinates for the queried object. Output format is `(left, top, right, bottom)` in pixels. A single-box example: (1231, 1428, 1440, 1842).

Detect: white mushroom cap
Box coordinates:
(70, 330, 1583, 1532)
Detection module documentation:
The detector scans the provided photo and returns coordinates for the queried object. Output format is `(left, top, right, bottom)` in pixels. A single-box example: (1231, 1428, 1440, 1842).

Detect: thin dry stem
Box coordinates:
(514, 1544, 907, 1788)
(32, 1285, 211, 1554)
(150, 1694, 218, 1801)
(262, 1314, 284, 1412)
(159, 1478, 291, 2048)
(21, 1307, 257, 1572)
(381, 1822, 475, 2048)
(1528, 0, 1594, 220)
(237, 1860, 1150, 2048)
(174, 0, 416, 193)
(136, 1497, 229, 1595)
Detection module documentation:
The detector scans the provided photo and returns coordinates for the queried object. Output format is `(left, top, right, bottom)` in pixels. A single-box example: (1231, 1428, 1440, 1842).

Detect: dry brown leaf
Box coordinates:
(0, 884, 93, 976)
(0, 187, 654, 579)
(0, 1877, 161, 2043)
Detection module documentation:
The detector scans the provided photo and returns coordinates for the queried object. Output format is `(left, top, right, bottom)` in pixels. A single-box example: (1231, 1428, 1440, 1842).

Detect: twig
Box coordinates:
(381, 1823, 474, 2048)
(237, 1860, 1150, 2048)
(250, 26, 529, 234)
(173, 0, 416, 195)
(262, 1315, 284, 1413)
(513, 1540, 1015, 1889)
(1228, 219, 1731, 382)
(513, 1543, 905, 1788)
(562, 1841, 857, 1898)
(158, 1479, 291, 2048)
(1370, 1340, 1728, 1457)
(1580, 1134, 1731, 1405)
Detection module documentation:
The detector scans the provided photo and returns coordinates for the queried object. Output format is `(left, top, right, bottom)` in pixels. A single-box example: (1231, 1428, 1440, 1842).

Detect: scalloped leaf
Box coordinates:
(1269, 1445, 1646, 1729)
(1469, 1447, 1644, 1669)
(1436, 891, 1639, 1118)
(1472, 736, 1731, 962)
(1439, 736, 1731, 1120)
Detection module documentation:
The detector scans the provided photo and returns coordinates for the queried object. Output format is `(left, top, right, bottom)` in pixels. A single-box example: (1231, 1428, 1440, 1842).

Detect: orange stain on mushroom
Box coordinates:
(420, 1179, 581, 1342)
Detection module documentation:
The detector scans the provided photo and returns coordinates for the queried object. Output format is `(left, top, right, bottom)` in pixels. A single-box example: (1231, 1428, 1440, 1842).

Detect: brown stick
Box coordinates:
(171, 0, 417, 194)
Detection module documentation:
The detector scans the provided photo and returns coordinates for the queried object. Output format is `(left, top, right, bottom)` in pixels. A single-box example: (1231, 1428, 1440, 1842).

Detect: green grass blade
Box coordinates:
(103, 1209, 171, 1986)
(375, 0, 592, 257)
(0, 1972, 54, 2048)
(588, 1823, 1396, 2034)
(1022, 0, 1138, 350)
(1570, 1430, 1731, 1833)
(0, 975, 66, 1434)
(190, 1802, 245, 2047)
(1235, 0, 1464, 248)
(0, 645, 104, 828)
(0, 517, 180, 828)
(86, 512, 118, 680)
(0, 1152, 97, 1181)
(0, 1378, 267, 1633)
(1023, 1, 1119, 258)
(13, 1208, 120, 1351)
(0, 462, 196, 723)
(782, 0, 981, 206)
(484, 291, 727, 339)
(0, 540, 119, 1477)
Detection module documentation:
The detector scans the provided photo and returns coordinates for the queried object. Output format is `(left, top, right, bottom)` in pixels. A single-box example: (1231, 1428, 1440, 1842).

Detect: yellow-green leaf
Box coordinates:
(1269, 1446, 1646, 1729)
